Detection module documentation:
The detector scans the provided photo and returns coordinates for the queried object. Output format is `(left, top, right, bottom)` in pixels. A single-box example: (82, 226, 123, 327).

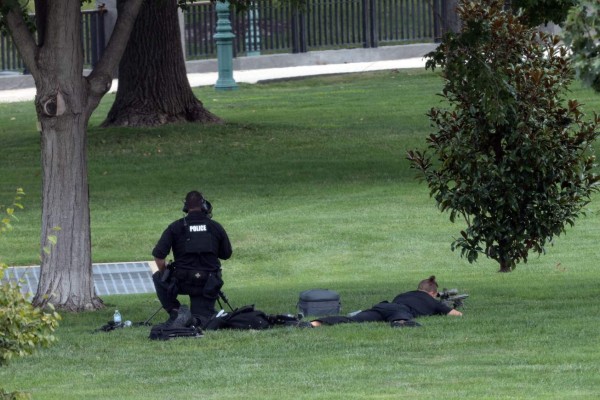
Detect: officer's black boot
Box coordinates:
(158, 305, 193, 328)
(172, 306, 193, 327)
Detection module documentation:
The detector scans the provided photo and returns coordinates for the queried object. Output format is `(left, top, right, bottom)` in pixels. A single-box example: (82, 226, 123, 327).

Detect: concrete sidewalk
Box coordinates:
(0, 44, 431, 103)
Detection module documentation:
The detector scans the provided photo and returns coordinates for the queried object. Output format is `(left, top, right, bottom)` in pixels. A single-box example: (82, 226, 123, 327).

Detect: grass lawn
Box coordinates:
(1, 69, 600, 399)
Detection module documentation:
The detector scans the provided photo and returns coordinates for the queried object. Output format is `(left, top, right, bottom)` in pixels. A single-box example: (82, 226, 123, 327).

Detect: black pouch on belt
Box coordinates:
(175, 269, 208, 296)
(203, 272, 224, 299)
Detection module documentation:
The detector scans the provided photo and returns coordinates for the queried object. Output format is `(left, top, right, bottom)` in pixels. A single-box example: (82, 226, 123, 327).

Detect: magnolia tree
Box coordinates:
(407, 0, 600, 272)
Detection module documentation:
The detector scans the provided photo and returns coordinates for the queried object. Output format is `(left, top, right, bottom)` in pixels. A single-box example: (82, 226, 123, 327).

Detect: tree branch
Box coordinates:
(87, 0, 145, 97)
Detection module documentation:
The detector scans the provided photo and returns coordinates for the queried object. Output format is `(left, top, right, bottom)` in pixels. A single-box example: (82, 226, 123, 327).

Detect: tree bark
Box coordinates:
(33, 109, 102, 311)
(497, 244, 514, 273)
(27, 2, 101, 311)
(498, 262, 512, 273)
(2, 0, 144, 311)
(102, 0, 221, 127)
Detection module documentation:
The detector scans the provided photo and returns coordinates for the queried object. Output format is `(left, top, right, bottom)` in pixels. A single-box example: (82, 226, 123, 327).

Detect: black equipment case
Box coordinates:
(297, 289, 341, 317)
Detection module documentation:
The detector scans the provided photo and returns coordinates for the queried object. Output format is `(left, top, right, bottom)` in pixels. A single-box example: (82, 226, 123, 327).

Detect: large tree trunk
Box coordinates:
(27, 2, 103, 311)
(33, 111, 103, 311)
(102, 0, 221, 127)
(4, 0, 144, 311)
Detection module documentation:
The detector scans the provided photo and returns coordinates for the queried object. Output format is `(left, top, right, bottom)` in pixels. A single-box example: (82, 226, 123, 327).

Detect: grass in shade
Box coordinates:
(1, 69, 600, 399)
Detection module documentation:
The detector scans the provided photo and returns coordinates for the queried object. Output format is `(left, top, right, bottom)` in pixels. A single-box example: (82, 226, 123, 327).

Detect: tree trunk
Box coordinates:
(27, 2, 103, 311)
(3, 0, 144, 311)
(497, 249, 515, 273)
(33, 110, 103, 311)
(498, 262, 512, 273)
(102, 0, 221, 127)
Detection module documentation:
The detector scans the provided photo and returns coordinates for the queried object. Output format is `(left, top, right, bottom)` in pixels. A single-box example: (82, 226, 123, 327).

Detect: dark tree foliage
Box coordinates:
(511, 0, 574, 26)
(407, 0, 600, 272)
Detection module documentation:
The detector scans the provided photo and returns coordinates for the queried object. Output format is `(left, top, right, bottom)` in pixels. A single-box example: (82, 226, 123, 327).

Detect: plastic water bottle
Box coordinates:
(113, 309, 122, 324)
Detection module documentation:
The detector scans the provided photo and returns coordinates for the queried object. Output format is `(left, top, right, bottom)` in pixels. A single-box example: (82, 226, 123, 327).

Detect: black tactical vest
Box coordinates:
(184, 222, 214, 254)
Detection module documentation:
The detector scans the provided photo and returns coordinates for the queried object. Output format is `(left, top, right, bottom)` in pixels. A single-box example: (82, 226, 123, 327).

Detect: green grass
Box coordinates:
(2, 69, 600, 399)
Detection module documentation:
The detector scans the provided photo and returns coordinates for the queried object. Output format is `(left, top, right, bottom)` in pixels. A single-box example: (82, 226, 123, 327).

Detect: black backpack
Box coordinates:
(204, 305, 299, 331)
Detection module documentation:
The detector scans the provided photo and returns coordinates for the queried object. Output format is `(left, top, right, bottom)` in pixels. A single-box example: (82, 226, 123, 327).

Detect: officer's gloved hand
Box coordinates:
(160, 268, 171, 283)
(151, 269, 170, 284)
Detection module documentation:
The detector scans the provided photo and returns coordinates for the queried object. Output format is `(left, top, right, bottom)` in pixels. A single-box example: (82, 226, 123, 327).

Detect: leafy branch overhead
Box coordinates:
(562, 1, 600, 92)
(407, 0, 600, 272)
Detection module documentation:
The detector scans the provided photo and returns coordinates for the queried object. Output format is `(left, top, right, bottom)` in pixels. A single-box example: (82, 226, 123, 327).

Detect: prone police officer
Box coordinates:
(152, 190, 233, 328)
(305, 276, 462, 328)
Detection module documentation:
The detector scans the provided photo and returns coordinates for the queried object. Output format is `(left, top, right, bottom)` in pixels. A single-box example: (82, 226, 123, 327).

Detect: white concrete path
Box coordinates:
(0, 57, 426, 103)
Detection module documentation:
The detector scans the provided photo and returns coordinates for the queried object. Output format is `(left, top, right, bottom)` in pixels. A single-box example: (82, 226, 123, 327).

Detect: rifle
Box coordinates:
(438, 288, 469, 309)
(217, 290, 234, 312)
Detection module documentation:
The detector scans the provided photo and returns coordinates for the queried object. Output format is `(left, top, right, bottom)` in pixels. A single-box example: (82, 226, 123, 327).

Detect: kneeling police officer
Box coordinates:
(152, 190, 232, 328)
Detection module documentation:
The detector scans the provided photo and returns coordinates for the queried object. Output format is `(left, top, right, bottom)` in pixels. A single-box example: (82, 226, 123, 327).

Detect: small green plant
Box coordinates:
(0, 387, 31, 399)
(1, 189, 60, 368)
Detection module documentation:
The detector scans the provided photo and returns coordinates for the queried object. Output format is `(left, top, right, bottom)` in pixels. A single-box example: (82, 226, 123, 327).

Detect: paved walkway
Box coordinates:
(0, 57, 426, 103)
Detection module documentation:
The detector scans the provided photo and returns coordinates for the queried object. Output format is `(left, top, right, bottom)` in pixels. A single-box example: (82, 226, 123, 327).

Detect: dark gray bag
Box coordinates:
(297, 289, 341, 318)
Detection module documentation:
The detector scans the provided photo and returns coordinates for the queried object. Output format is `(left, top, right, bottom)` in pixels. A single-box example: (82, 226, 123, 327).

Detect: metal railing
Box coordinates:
(0, 0, 446, 71)
(184, 0, 444, 59)
(0, 9, 107, 72)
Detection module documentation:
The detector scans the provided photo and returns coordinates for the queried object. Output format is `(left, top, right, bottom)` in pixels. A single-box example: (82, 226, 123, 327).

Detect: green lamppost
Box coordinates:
(214, 0, 238, 90)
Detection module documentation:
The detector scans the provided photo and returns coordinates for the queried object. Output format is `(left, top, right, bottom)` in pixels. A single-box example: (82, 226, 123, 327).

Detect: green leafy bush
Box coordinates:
(1, 189, 60, 367)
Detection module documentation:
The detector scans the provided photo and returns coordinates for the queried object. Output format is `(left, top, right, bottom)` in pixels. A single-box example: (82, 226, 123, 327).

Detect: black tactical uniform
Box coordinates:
(152, 205, 232, 325)
(313, 290, 453, 327)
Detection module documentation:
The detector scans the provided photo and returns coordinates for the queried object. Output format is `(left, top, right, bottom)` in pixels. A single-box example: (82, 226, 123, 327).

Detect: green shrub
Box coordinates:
(0, 189, 60, 367)
(407, 0, 600, 272)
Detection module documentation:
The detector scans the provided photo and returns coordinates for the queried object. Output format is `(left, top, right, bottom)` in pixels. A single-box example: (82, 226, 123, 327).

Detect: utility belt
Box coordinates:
(163, 266, 223, 299)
